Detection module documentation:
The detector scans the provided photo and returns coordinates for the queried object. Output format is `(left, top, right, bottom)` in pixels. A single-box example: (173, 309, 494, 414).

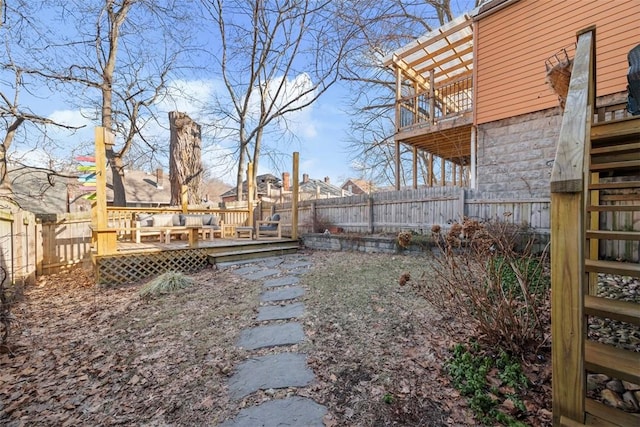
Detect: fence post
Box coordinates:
(368, 195, 374, 234)
(292, 152, 299, 240)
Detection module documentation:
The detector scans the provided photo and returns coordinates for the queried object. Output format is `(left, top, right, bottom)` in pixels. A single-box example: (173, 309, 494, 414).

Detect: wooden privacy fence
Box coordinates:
(0, 209, 38, 285)
(40, 213, 93, 275)
(272, 186, 553, 237)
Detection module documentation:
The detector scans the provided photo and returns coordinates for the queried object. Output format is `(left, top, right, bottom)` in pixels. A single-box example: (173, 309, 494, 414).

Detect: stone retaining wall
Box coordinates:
(301, 233, 429, 254)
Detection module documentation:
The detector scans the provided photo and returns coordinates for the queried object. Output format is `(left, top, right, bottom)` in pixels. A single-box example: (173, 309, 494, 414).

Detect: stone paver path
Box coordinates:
(219, 254, 327, 427)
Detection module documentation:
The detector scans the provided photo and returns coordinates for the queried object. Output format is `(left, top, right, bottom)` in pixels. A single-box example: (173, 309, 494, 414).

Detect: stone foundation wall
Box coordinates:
(476, 107, 562, 199)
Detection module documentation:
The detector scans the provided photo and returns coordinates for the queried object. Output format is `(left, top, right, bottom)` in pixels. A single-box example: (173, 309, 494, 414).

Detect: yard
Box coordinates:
(1, 250, 554, 426)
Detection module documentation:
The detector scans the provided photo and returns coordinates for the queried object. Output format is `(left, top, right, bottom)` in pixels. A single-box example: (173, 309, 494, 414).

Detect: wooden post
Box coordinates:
(412, 146, 418, 189)
(549, 28, 594, 426)
(368, 195, 374, 234)
(395, 66, 402, 192)
(94, 127, 117, 256)
(395, 140, 401, 190)
(470, 126, 477, 189)
(440, 158, 445, 186)
(429, 70, 435, 124)
(292, 153, 299, 240)
(181, 185, 188, 213)
(247, 162, 254, 228)
(428, 153, 433, 187)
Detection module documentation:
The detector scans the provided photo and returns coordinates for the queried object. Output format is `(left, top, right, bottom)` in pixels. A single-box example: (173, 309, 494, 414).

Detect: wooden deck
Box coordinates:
(93, 237, 300, 286)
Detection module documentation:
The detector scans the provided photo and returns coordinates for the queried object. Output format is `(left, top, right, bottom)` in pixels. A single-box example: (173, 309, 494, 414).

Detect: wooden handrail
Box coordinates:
(550, 27, 595, 426)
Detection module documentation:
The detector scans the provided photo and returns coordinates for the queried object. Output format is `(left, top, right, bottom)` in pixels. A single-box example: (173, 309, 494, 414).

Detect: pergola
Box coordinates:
(383, 13, 475, 189)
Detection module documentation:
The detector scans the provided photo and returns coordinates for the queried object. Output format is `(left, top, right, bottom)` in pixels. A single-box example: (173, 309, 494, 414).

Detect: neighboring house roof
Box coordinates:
(7, 165, 174, 214)
(7, 167, 81, 215)
(341, 179, 374, 194)
(107, 168, 171, 206)
(300, 178, 349, 198)
(220, 174, 282, 199)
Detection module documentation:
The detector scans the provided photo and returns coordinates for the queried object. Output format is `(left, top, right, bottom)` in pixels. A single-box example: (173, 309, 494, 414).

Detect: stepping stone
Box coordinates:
(257, 302, 305, 321)
(262, 275, 299, 288)
(260, 257, 285, 268)
(219, 396, 327, 426)
(260, 286, 305, 302)
(237, 323, 304, 350)
(242, 269, 281, 280)
(234, 265, 263, 275)
(228, 353, 315, 399)
(281, 261, 312, 270)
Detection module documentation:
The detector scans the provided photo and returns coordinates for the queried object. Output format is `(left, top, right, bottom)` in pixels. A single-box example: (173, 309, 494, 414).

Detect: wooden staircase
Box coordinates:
(207, 239, 300, 266)
(551, 28, 640, 427)
(583, 115, 640, 427)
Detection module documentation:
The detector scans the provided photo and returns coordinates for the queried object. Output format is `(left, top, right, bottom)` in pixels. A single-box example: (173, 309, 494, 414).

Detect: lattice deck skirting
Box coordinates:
(94, 248, 210, 286)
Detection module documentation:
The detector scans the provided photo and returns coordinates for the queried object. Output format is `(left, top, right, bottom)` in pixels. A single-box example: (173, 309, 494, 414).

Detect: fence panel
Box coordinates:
(40, 213, 93, 275)
(0, 209, 38, 285)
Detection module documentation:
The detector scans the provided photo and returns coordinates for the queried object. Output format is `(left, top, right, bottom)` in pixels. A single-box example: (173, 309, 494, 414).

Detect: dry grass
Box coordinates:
(299, 251, 476, 426)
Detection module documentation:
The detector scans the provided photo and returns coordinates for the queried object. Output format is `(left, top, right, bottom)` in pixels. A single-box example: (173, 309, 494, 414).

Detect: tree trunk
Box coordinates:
(169, 111, 203, 206)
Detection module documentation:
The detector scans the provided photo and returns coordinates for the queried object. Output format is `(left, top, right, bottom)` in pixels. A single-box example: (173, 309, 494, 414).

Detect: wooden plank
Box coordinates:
(590, 142, 640, 155)
(585, 398, 640, 427)
(587, 205, 640, 212)
(590, 116, 640, 142)
(585, 341, 640, 385)
(586, 230, 640, 240)
(589, 160, 640, 172)
(585, 259, 640, 276)
(550, 31, 592, 193)
(585, 295, 640, 326)
(551, 192, 585, 423)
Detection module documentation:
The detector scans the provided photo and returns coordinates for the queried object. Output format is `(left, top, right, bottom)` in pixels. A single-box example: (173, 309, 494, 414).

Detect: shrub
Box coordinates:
(139, 271, 194, 299)
(408, 216, 550, 356)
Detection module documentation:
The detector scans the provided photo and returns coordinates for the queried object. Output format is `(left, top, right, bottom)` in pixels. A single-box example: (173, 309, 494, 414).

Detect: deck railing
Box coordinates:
(105, 206, 250, 240)
(398, 76, 473, 130)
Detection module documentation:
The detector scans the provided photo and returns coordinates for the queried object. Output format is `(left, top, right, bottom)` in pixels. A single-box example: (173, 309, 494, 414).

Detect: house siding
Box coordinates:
(475, 0, 639, 124)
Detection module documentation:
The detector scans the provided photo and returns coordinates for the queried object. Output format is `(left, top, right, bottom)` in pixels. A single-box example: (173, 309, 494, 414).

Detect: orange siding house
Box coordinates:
(475, 0, 639, 124)
(386, 0, 638, 198)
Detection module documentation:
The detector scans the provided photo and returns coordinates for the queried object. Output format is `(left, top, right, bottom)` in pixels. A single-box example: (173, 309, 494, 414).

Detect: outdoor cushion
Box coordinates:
(202, 214, 213, 226)
(172, 214, 181, 226)
(136, 213, 154, 227)
(184, 215, 202, 227)
(152, 214, 174, 227)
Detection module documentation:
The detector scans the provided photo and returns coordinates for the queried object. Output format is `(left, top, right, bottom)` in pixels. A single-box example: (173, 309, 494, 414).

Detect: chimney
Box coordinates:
(303, 173, 309, 183)
(156, 168, 164, 189)
(282, 172, 290, 191)
(324, 176, 330, 184)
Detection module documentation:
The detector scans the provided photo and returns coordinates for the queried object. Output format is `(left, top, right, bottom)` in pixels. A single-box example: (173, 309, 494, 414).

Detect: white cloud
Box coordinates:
(158, 79, 220, 120)
(48, 109, 94, 128)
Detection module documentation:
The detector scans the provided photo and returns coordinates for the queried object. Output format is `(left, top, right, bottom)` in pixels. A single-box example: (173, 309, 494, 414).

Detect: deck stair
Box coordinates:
(207, 240, 299, 266)
(581, 115, 640, 426)
(552, 28, 639, 427)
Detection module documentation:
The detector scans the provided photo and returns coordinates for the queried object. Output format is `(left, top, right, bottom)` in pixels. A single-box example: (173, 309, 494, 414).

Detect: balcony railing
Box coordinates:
(398, 76, 473, 130)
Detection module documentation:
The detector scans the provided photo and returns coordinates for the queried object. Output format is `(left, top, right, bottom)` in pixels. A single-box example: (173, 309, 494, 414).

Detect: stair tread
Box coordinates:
(585, 259, 640, 276)
(585, 398, 640, 427)
(586, 230, 640, 240)
(588, 181, 640, 190)
(589, 159, 640, 171)
(209, 245, 299, 257)
(590, 116, 640, 142)
(587, 205, 640, 212)
(590, 142, 640, 154)
(585, 295, 640, 325)
(585, 341, 640, 385)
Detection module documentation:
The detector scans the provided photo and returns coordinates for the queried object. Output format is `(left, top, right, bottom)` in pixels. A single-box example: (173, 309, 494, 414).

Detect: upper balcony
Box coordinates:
(384, 14, 474, 165)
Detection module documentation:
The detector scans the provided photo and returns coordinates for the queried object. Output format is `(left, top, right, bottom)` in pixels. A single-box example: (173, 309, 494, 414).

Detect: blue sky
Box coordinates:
(9, 1, 479, 187)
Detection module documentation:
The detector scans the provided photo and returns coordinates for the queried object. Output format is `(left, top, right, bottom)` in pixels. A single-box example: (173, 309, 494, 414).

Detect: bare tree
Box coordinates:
(202, 0, 354, 200)
(20, 0, 198, 206)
